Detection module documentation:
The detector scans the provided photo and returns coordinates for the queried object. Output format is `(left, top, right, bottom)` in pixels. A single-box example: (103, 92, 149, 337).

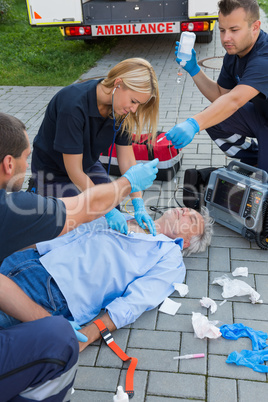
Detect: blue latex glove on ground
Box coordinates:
(132, 197, 156, 236)
(226, 349, 268, 373)
(123, 158, 159, 193)
(175, 42, 200, 77)
(68, 320, 88, 342)
(105, 208, 128, 235)
(220, 323, 268, 351)
(165, 118, 199, 148)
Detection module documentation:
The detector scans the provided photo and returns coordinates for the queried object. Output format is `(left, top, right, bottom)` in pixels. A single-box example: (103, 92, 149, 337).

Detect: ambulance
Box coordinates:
(25, 0, 218, 43)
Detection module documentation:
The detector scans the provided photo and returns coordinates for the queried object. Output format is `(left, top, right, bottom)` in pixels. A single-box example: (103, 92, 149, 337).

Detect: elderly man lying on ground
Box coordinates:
(0, 206, 213, 351)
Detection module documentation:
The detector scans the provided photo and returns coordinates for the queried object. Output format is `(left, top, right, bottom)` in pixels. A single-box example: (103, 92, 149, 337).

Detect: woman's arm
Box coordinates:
(63, 153, 95, 193)
(116, 144, 156, 234)
(116, 144, 142, 199)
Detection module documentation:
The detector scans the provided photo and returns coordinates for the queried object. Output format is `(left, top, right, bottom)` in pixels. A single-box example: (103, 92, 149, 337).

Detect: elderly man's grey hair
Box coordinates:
(183, 206, 214, 257)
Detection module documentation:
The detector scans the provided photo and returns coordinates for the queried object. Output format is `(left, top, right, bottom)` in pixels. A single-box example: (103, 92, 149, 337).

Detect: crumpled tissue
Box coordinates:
(192, 312, 221, 339)
(212, 274, 262, 304)
(220, 323, 268, 351)
(173, 283, 189, 297)
(159, 298, 181, 315)
(232, 267, 248, 277)
(200, 297, 217, 314)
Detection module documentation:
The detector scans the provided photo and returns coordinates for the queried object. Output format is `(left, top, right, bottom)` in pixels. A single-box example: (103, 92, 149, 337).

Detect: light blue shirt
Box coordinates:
(36, 216, 185, 329)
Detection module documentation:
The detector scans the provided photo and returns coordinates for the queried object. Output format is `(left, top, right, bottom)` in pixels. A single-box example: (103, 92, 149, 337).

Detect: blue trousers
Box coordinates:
(0, 316, 79, 401)
(206, 102, 268, 171)
(0, 249, 72, 329)
(31, 159, 111, 197)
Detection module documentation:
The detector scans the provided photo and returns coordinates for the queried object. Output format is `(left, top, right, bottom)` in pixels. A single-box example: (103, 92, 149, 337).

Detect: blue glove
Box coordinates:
(132, 198, 156, 236)
(68, 320, 88, 342)
(175, 42, 200, 77)
(226, 349, 268, 373)
(220, 323, 268, 351)
(123, 158, 159, 193)
(105, 208, 128, 235)
(165, 118, 199, 148)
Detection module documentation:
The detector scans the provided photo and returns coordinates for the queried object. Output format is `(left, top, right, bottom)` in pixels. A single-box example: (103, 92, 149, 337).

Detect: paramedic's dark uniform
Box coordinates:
(206, 30, 268, 172)
(31, 79, 130, 197)
(0, 189, 66, 263)
(0, 316, 78, 402)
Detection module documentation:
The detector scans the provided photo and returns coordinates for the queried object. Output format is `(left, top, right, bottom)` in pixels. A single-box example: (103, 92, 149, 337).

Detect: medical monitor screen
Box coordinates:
(213, 178, 246, 214)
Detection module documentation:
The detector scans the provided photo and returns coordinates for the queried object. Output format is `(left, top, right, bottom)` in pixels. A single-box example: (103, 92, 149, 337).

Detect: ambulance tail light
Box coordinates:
(64, 26, 92, 37)
(181, 21, 209, 32)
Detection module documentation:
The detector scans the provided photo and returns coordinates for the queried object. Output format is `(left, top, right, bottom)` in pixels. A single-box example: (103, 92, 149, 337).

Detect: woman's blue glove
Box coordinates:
(175, 42, 200, 77)
(105, 208, 128, 235)
(123, 158, 159, 193)
(132, 198, 156, 236)
(165, 118, 199, 148)
(68, 320, 88, 342)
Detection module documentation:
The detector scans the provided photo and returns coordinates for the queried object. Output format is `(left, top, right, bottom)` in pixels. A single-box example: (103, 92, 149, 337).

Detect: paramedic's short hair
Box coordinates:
(218, 0, 260, 25)
(183, 206, 214, 257)
(0, 113, 27, 163)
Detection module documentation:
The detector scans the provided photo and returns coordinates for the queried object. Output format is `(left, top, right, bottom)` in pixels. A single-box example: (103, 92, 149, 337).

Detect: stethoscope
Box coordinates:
(149, 187, 184, 215)
(108, 86, 186, 210)
(107, 85, 130, 175)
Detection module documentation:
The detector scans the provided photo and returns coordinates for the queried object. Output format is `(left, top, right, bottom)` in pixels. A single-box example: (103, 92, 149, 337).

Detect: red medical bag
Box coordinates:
(100, 132, 182, 181)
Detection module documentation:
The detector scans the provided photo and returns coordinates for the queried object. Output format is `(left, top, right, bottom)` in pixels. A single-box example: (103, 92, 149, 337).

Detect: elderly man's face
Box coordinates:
(162, 207, 204, 242)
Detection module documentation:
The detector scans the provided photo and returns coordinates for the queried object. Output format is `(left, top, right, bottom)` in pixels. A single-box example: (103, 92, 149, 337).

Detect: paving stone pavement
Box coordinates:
(1, 9, 268, 402)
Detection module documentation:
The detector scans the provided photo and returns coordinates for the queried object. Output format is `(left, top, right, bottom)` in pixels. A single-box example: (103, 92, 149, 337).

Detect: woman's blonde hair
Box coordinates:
(101, 58, 159, 143)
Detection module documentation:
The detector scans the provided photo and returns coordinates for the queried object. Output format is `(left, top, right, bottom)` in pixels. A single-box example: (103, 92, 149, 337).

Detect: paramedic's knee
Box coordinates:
(0, 310, 21, 329)
(22, 317, 79, 401)
(206, 124, 225, 141)
(41, 316, 79, 364)
(0, 317, 79, 402)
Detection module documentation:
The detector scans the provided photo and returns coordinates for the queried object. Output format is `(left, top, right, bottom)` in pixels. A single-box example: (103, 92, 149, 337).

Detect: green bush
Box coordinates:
(0, 0, 118, 85)
(0, 0, 11, 21)
(259, 0, 268, 13)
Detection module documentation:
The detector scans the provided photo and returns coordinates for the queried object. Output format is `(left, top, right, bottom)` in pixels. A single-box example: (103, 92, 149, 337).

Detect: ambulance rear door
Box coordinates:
(25, 0, 83, 26)
(188, 0, 218, 19)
